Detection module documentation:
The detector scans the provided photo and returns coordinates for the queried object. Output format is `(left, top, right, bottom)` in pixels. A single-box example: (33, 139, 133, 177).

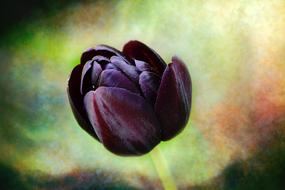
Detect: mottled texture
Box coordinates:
(1, 0, 285, 189)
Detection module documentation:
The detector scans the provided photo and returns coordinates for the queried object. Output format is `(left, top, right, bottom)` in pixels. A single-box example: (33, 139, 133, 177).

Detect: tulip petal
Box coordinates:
(80, 60, 93, 95)
(134, 59, 152, 72)
(139, 71, 161, 105)
(155, 56, 192, 141)
(67, 64, 99, 140)
(92, 55, 110, 63)
(80, 61, 103, 95)
(104, 63, 117, 70)
(80, 48, 97, 65)
(84, 87, 161, 156)
(80, 45, 133, 66)
(95, 45, 134, 65)
(98, 69, 140, 94)
(110, 56, 140, 82)
(91, 61, 102, 87)
(122, 40, 167, 74)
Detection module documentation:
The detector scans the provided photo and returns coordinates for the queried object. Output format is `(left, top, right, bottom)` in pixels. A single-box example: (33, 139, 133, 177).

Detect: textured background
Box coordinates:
(1, 0, 285, 189)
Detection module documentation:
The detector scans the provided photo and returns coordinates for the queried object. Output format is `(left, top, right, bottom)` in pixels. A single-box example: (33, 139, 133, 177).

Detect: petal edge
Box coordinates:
(122, 40, 167, 74)
(155, 56, 192, 140)
(67, 64, 99, 140)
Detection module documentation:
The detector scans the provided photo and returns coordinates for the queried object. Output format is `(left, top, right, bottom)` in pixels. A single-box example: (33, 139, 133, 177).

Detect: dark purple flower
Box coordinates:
(67, 40, 192, 156)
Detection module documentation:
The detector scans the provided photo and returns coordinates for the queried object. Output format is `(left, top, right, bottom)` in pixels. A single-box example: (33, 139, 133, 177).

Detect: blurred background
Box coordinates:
(1, 0, 285, 189)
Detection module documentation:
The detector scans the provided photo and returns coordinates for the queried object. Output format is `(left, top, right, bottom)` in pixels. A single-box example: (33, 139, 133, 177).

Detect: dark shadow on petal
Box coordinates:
(67, 64, 99, 140)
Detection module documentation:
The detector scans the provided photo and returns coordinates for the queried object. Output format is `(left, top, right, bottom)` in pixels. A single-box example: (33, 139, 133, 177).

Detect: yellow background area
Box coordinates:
(1, 1, 285, 189)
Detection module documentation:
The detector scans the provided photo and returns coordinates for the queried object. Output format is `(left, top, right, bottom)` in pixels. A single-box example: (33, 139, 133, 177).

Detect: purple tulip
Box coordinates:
(67, 40, 192, 156)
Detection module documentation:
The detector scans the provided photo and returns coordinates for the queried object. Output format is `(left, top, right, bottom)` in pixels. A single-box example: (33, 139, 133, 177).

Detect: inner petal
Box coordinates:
(91, 61, 102, 88)
(110, 56, 140, 82)
(135, 59, 152, 72)
(98, 69, 140, 94)
(92, 55, 110, 63)
(80, 60, 93, 95)
(95, 45, 134, 64)
(104, 63, 117, 70)
(139, 71, 161, 105)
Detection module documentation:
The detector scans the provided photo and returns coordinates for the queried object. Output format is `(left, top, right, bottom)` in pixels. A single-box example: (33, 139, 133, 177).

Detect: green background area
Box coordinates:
(1, 1, 285, 189)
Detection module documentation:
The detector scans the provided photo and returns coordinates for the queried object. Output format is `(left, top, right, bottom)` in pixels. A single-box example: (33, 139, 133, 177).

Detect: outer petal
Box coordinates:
(67, 64, 99, 140)
(95, 45, 134, 65)
(155, 56, 192, 141)
(122, 40, 167, 74)
(80, 48, 97, 65)
(84, 87, 161, 156)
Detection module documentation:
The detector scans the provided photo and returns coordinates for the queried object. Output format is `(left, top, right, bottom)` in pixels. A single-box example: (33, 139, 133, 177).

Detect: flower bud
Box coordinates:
(67, 40, 192, 156)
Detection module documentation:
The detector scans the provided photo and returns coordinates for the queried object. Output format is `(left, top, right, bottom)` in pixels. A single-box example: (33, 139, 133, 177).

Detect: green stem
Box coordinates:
(150, 147, 177, 190)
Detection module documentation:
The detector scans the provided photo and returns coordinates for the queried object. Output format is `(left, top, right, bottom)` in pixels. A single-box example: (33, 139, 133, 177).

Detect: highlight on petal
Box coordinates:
(134, 59, 152, 72)
(91, 61, 102, 87)
(139, 71, 161, 105)
(80, 61, 102, 95)
(110, 56, 140, 82)
(92, 55, 110, 63)
(98, 69, 140, 94)
(84, 87, 161, 156)
(104, 63, 117, 70)
(155, 56, 192, 141)
(122, 40, 167, 74)
(67, 64, 99, 140)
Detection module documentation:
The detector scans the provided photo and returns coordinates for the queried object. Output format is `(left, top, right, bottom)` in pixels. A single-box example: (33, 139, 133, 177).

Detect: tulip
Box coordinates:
(67, 40, 192, 156)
